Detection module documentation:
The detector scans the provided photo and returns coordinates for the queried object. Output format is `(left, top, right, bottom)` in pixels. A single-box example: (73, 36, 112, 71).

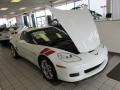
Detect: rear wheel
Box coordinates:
(40, 58, 57, 81)
(11, 45, 19, 58)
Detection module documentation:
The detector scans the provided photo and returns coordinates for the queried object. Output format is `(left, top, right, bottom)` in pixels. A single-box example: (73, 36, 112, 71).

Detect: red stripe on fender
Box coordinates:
(40, 48, 50, 54)
(40, 48, 55, 56)
(44, 50, 55, 56)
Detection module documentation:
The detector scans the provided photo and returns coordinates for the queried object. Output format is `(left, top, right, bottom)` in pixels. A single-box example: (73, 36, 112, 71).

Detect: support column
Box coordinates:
(106, 0, 111, 13)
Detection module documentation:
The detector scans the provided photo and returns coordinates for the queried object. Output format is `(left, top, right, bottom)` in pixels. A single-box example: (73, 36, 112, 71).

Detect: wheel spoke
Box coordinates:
(41, 60, 53, 80)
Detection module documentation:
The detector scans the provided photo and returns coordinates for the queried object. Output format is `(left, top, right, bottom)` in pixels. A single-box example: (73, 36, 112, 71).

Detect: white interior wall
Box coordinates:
(112, 0, 120, 20)
(96, 20, 120, 53)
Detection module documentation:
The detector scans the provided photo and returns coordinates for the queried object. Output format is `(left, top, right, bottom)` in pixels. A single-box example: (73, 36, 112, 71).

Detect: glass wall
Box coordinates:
(45, 9, 52, 16)
(34, 9, 52, 27)
(33, 0, 107, 27)
(74, 0, 89, 8)
(55, 2, 74, 10)
(54, 0, 106, 17)
(8, 17, 17, 26)
(35, 10, 46, 27)
(89, 0, 106, 17)
(0, 18, 8, 26)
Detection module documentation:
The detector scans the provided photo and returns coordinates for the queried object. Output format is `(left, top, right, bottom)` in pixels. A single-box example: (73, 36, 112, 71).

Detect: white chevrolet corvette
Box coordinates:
(10, 8, 108, 82)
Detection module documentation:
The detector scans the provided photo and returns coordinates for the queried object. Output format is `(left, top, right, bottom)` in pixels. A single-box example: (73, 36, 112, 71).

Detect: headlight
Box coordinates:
(57, 52, 81, 62)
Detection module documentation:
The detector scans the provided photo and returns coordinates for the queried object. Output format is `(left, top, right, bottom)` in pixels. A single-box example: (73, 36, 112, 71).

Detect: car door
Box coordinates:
(17, 31, 29, 58)
(17, 31, 38, 64)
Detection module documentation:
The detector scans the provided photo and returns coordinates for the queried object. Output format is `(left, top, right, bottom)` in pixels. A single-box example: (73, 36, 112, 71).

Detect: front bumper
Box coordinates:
(55, 46, 108, 82)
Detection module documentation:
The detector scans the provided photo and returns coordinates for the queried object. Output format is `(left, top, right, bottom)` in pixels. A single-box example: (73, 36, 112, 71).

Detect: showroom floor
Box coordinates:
(0, 44, 120, 90)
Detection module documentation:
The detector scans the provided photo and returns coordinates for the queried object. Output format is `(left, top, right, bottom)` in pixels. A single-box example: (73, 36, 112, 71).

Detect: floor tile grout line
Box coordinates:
(2, 56, 42, 90)
(0, 56, 29, 90)
(0, 68, 15, 90)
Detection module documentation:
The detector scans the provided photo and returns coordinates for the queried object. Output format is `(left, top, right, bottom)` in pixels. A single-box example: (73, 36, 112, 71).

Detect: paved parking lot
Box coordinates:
(0, 44, 120, 90)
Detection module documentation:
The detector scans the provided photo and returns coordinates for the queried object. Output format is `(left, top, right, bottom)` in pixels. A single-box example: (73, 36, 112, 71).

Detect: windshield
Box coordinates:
(30, 27, 71, 46)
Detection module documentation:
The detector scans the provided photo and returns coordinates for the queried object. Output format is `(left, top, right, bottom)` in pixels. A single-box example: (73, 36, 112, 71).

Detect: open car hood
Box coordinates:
(50, 8, 100, 52)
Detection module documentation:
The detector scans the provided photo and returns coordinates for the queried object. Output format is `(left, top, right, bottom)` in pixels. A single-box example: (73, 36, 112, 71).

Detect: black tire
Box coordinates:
(11, 45, 19, 58)
(39, 57, 57, 81)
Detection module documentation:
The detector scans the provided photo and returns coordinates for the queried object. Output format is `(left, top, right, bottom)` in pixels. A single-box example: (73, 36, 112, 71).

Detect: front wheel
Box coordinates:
(11, 45, 19, 58)
(40, 58, 57, 81)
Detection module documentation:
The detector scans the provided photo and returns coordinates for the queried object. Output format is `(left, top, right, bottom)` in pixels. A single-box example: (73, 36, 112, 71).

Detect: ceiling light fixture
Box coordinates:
(19, 7, 26, 10)
(0, 8, 8, 11)
(11, 0, 21, 3)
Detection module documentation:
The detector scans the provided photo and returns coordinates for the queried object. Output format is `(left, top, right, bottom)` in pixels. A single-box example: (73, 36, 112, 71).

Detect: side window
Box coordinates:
(20, 31, 33, 43)
(20, 31, 26, 40)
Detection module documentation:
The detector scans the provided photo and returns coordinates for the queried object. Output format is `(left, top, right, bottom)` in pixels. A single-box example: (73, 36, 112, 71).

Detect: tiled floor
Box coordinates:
(0, 44, 120, 90)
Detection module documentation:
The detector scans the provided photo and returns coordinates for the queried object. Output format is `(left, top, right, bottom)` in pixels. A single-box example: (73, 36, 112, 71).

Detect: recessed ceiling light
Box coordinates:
(11, 0, 21, 3)
(9, 12, 15, 14)
(19, 7, 26, 10)
(0, 8, 8, 11)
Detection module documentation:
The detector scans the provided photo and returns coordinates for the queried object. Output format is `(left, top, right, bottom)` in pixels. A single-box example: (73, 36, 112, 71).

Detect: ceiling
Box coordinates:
(0, 0, 70, 18)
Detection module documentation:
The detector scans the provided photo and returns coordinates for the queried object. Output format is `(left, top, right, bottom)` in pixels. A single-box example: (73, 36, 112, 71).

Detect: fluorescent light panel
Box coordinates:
(19, 7, 26, 10)
(11, 0, 21, 3)
(0, 8, 8, 11)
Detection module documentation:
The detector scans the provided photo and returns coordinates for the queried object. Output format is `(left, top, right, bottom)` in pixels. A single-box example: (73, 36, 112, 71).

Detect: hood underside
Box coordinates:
(49, 7, 100, 52)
